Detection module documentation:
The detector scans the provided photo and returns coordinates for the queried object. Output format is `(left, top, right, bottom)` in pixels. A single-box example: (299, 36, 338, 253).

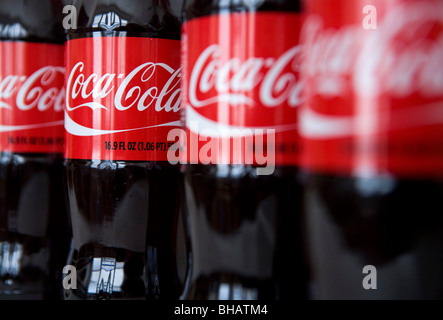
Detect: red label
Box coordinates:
(300, 0, 443, 179)
(65, 37, 181, 161)
(0, 41, 64, 153)
(181, 12, 303, 166)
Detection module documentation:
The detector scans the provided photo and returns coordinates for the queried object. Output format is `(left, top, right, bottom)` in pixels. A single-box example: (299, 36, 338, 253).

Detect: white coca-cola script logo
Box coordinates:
(300, 1, 443, 139)
(0, 66, 65, 111)
(302, 1, 443, 98)
(355, 2, 443, 98)
(65, 62, 182, 137)
(189, 44, 304, 108)
(66, 62, 181, 113)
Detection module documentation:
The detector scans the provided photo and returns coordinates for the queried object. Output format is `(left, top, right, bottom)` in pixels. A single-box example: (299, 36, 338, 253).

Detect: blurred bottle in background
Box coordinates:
(0, 0, 70, 299)
(300, 0, 443, 299)
(64, 0, 185, 300)
(180, 0, 308, 300)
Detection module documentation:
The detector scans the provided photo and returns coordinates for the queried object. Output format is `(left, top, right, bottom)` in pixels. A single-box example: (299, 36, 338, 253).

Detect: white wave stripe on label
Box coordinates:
(64, 112, 180, 137)
(65, 102, 109, 112)
(300, 101, 443, 139)
(0, 120, 64, 133)
(299, 107, 353, 139)
(186, 104, 297, 138)
(0, 102, 12, 109)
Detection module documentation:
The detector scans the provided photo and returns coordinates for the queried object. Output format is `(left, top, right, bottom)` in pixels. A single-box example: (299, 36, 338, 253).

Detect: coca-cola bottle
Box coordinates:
(0, 0, 70, 299)
(300, 0, 443, 299)
(64, 0, 184, 300)
(180, 0, 308, 300)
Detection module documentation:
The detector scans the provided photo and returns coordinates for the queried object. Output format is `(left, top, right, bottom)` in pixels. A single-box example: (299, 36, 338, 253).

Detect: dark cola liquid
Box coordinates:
(0, 154, 69, 299)
(0, 0, 70, 299)
(65, 161, 183, 300)
(304, 172, 443, 299)
(183, 165, 307, 300)
(64, 0, 185, 300)
(181, 0, 307, 300)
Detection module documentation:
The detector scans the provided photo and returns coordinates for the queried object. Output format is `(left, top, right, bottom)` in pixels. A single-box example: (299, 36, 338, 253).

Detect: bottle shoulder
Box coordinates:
(64, 159, 180, 171)
(0, 0, 64, 43)
(68, 1, 181, 40)
(0, 152, 63, 165)
(182, 0, 301, 22)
